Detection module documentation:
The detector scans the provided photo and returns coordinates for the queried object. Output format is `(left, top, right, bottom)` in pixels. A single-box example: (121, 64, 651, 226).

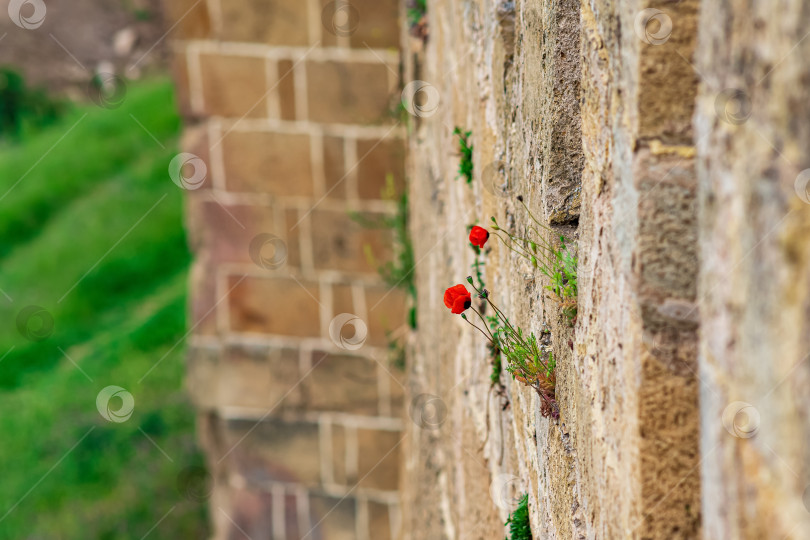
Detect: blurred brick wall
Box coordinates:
(162, 1, 406, 538)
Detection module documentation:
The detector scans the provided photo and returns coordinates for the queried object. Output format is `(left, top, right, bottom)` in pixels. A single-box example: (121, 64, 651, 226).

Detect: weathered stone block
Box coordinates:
(356, 137, 405, 200)
(227, 275, 321, 337)
(222, 130, 314, 196)
(309, 494, 357, 540)
(199, 54, 268, 119)
(223, 417, 321, 486)
(306, 351, 379, 415)
(356, 428, 400, 491)
(310, 209, 392, 274)
(219, 0, 310, 45)
(306, 61, 394, 124)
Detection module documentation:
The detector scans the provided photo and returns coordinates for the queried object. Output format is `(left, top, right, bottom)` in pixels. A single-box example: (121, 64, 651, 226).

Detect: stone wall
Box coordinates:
(163, 1, 407, 538)
(401, 0, 810, 539)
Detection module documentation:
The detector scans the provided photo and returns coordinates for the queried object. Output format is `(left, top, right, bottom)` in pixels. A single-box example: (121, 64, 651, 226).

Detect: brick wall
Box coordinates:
(163, 1, 407, 538)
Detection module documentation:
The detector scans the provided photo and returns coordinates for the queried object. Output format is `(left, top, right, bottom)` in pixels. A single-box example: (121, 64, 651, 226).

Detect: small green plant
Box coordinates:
(0, 68, 65, 140)
(407, 0, 428, 37)
(353, 175, 417, 329)
(454, 127, 473, 184)
(352, 175, 416, 370)
(445, 280, 558, 417)
(489, 197, 578, 322)
(505, 494, 532, 540)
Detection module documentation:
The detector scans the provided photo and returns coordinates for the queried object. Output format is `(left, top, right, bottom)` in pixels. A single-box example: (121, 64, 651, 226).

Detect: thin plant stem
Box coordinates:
(461, 314, 494, 343)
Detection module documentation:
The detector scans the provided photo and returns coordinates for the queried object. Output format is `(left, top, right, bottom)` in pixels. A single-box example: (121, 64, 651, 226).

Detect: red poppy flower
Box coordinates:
(444, 284, 472, 314)
(469, 226, 489, 248)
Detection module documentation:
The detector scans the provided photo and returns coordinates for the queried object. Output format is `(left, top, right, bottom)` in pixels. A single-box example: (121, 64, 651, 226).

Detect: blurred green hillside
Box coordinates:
(0, 79, 209, 538)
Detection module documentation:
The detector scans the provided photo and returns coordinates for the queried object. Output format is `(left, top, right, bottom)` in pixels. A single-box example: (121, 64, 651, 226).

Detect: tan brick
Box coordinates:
(306, 61, 394, 124)
(219, 0, 310, 46)
(368, 501, 392, 540)
(306, 351, 379, 415)
(200, 54, 267, 119)
(311, 209, 392, 274)
(219, 345, 303, 409)
(180, 126, 212, 191)
(186, 344, 219, 409)
(277, 59, 297, 121)
(283, 207, 303, 269)
(169, 51, 192, 117)
(309, 494, 357, 540)
(228, 275, 321, 337)
(332, 283, 355, 315)
(331, 423, 347, 484)
(189, 200, 280, 265)
(356, 137, 405, 200)
(223, 417, 321, 486)
(364, 285, 407, 347)
(222, 131, 314, 196)
(323, 135, 347, 198)
(348, 0, 399, 49)
(162, 0, 210, 39)
(318, 0, 339, 47)
(387, 365, 407, 419)
(189, 259, 218, 336)
(356, 429, 401, 491)
(224, 487, 274, 539)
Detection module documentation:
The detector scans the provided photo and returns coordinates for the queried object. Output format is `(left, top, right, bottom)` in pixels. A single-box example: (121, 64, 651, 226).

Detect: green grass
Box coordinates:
(454, 127, 473, 184)
(0, 79, 208, 538)
(505, 493, 532, 540)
